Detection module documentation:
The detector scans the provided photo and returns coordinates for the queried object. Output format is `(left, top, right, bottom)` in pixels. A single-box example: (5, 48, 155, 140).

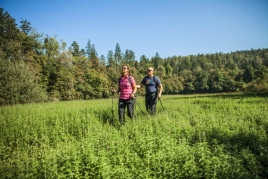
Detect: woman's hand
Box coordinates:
(111, 88, 116, 94)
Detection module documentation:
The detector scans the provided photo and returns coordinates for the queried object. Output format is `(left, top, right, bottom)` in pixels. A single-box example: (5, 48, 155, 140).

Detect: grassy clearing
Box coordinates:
(1, 93, 268, 178)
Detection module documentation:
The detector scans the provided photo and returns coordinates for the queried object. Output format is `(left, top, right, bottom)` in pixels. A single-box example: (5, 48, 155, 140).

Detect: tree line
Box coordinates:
(1, 8, 268, 105)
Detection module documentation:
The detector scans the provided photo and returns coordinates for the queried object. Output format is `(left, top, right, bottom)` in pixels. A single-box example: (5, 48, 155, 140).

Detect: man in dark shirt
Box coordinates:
(137, 67, 163, 115)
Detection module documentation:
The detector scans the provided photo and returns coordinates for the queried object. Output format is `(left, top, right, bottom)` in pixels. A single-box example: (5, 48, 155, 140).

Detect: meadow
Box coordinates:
(0, 93, 268, 178)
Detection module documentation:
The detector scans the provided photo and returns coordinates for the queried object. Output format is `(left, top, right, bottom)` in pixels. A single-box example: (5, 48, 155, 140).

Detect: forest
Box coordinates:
(1, 8, 268, 105)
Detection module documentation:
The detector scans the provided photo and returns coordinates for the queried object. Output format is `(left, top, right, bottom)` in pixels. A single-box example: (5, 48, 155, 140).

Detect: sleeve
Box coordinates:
(156, 76, 161, 85)
(130, 76, 136, 85)
(141, 77, 146, 85)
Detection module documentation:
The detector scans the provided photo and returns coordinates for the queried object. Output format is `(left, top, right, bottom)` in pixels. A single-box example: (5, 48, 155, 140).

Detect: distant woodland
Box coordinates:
(1, 8, 268, 105)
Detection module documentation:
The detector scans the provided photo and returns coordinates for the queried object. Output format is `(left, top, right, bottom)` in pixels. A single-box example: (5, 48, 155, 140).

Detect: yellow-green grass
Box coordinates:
(1, 94, 267, 178)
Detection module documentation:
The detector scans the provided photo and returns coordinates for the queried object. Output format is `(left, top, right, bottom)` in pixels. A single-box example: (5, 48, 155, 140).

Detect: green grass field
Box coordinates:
(1, 93, 268, 178)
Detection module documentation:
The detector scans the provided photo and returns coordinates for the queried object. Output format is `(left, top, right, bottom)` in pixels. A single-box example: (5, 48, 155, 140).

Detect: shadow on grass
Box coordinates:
(182, 111, 268, 178)
(169, 92, 268, 100)
(95, 106, 151, 129)
(200, 128, 268, 177)
(94, 109, 119, 127)
(94, 108, 146, 129)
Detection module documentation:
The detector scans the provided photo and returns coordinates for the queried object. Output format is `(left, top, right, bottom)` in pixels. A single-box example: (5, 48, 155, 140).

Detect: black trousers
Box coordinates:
(145, 91, 158, 115)
(118, 98, 135, 124)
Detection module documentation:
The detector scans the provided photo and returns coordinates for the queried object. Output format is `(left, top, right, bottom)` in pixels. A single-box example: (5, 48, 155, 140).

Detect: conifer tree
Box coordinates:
(71, 41, 80, 56)
(114, 43, 122, 69)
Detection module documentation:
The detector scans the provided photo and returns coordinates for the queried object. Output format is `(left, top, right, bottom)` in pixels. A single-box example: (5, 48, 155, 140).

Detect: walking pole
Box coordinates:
(133, 97, 137, 118)
(159, 97, 164, 111)
(112, 92, 114, 119)
(135, 98, 146, 115)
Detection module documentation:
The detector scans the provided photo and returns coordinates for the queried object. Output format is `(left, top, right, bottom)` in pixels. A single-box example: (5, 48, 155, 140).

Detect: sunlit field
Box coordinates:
(1, 93, 268, 178)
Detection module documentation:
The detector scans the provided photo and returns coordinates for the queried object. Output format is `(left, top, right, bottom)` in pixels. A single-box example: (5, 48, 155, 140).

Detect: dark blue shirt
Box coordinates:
(141, 76, 161, 94)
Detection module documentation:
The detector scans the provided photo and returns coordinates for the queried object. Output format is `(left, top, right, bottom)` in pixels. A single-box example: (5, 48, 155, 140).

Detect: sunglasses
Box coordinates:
(123, 67, 128, 69)
(147, 70, 152, 72)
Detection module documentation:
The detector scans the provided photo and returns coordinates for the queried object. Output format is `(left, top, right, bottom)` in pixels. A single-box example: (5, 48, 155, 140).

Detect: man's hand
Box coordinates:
(158, 93, 161, 99)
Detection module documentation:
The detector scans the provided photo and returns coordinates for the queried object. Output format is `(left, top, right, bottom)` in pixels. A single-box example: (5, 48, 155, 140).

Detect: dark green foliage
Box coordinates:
(44, 35, 60, 58)
(0, 58, 47, 105)
(114, 43, 122, 69)
(123, 49, 136, 67)
(0, 8, 21, 59)
(243, 65, 255, 82)
(19, 18, 31, 35)
(0, 8, 268, 105)
(71, 41, 80, 57)
(194, 70, 210, 92)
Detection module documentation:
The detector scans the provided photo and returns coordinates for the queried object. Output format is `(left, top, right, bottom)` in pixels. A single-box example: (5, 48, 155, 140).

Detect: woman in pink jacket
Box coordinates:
(111, 65, 137, 125)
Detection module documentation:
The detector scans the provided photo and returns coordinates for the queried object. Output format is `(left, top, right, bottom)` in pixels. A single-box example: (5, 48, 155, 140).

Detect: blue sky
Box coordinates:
(1, 0, 268, 59)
